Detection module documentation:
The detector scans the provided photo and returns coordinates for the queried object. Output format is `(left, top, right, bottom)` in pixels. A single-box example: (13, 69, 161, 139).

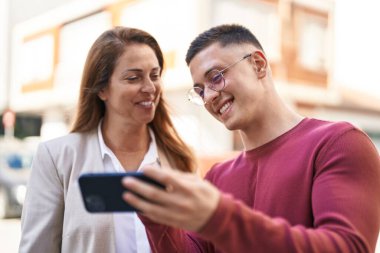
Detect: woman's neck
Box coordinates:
(101, 119, 151, 171)
(101, 119, 150, 153)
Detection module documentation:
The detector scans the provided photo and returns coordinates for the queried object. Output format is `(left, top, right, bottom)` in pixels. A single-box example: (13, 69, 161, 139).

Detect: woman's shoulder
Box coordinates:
(41, 130, 98, 151)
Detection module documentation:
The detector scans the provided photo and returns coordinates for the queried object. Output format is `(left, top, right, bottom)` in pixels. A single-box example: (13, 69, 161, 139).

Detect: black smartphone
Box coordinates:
(78, 172, 164, 213)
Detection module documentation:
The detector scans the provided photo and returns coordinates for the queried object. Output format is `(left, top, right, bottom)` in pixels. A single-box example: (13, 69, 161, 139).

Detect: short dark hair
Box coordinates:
(185, 24, 265, 65)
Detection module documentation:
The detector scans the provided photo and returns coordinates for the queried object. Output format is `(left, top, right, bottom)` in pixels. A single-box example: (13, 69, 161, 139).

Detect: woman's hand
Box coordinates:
(122, 166, 220, 232)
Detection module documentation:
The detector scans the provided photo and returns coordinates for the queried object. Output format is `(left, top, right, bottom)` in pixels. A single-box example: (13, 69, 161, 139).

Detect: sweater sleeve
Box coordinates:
(19, 143, 65, 253)
(197, 128, 380, 253)
(139, 215, 215, 253)
(142, 128, 380, 253)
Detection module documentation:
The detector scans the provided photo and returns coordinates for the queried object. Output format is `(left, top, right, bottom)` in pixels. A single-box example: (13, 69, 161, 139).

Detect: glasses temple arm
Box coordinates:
(219, 53, 252, 74)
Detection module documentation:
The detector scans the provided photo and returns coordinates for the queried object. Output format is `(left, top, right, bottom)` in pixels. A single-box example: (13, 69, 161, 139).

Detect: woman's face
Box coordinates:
(99, 43, 162, 127)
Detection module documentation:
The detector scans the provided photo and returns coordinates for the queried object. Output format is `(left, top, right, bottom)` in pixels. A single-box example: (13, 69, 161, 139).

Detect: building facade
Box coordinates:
(2, 0, 380, 171)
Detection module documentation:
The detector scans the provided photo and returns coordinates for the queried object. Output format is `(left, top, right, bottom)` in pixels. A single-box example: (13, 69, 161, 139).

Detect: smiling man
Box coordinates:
(122, 24, 380, 253)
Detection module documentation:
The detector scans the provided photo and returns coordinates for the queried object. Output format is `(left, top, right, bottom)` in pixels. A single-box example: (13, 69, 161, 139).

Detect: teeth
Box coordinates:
(139, 101, 153, 107)
(219, 101, 232, 114)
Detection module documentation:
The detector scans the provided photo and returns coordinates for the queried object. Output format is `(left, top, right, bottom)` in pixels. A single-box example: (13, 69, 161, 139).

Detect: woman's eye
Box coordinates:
(126, 76, 140, 81)
(151, 74, 160, 81)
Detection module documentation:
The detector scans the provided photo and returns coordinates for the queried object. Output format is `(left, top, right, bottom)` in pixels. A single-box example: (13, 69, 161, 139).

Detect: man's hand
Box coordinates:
(122, 167, 220, 232)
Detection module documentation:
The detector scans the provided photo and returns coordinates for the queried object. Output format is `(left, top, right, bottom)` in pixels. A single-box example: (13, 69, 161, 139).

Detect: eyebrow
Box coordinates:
(123, 69, 142, 74)
(193, 83, 203, 88)
(204, 68, 214, 78)
(204, 64, 223, 78)
(122, 67, 161, 75)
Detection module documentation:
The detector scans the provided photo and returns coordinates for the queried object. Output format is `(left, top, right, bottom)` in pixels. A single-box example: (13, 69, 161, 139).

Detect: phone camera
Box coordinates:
(85, 195, 106, 212)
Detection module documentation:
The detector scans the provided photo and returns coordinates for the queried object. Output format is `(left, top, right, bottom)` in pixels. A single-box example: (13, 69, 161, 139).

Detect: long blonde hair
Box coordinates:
(71, 26, 196, 172)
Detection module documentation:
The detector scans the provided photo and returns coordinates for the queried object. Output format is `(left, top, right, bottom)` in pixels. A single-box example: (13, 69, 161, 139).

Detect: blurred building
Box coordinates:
(1, 0, 380, 173)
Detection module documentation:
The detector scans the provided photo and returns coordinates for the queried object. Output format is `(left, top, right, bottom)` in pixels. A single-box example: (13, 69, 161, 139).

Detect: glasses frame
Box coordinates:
(187, 53, 252, 105)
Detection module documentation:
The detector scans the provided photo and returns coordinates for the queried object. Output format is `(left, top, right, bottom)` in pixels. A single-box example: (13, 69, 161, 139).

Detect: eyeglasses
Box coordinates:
(187, 53, 252, 105)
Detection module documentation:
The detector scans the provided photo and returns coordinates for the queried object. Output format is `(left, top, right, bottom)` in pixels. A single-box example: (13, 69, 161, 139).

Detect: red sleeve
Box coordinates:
(142, 129, 380, 253)
(197, 129, 380, 253)
(139, 215, 215, 253)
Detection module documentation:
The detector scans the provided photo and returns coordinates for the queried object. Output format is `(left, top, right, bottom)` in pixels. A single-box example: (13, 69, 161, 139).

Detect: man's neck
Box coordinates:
(240, 103, 303, 151)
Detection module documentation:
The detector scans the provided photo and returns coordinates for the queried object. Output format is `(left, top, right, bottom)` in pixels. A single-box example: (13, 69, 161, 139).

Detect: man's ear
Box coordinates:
(252, 51, 267, 79)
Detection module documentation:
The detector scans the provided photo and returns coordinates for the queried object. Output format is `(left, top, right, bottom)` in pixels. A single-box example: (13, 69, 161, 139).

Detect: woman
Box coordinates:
(19, 27, 196, 253)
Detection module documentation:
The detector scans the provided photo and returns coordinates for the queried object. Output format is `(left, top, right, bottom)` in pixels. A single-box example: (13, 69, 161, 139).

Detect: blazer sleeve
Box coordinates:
(19, 142, 65, 253)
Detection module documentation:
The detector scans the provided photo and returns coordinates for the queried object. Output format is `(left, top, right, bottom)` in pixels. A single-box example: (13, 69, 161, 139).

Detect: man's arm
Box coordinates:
(138, 215, 215, 253)
(124, 129, 380, 253)
(125, 170, 219, 253)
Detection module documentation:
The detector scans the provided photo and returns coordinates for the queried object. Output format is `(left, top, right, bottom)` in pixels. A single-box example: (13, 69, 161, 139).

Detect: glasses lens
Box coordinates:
(187, 87, 205, 105)
(207, 70, 225, 91)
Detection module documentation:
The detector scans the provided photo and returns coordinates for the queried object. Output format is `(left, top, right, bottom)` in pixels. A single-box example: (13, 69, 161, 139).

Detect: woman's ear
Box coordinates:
(252, 51, 267, 79)
(98, 88, 107, 101)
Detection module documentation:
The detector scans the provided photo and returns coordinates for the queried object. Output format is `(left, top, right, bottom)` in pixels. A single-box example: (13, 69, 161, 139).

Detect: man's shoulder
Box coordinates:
(205, 153, 243, 180)
(305, 117, 354, 129)
(302, 118, 375, 156)
(302, 118, 358, 138)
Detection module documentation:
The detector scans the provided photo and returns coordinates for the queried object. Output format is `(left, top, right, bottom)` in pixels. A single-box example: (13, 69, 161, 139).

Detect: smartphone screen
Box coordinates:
(78, 172, 164, 213)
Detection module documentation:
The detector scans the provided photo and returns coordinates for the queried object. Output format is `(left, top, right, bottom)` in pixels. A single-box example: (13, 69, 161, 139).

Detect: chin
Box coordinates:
(221, 119, 239, 131)
(225, 124, 238, 131)
(140, 115, 155, 124)
(214, 116, 232, 130)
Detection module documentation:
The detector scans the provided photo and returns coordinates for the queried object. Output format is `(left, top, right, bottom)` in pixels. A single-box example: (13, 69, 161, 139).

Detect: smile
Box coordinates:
(138, 101, 154, 107)
(219, 100, 232, 114)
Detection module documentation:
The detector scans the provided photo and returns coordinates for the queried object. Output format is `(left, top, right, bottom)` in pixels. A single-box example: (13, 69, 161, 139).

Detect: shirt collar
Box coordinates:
(97, 119, 159, 167)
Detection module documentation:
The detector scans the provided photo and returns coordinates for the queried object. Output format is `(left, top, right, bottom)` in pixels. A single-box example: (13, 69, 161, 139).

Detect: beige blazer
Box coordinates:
(19, 130, 170, 253)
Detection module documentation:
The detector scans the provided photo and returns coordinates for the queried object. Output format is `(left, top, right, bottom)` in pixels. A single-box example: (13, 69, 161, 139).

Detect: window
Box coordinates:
(19, 29, 57, 93)
(287, 4, 329, 86)
(55, 11, 112, 92)
(213, 0, 281, 62)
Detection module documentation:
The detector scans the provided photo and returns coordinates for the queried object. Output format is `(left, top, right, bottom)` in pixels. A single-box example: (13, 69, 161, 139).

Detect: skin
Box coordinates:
(98, 43, 162, 171)
(123, 167, 220, 231)
(122, 42, 303, 231)
(190, 43, 303, 150)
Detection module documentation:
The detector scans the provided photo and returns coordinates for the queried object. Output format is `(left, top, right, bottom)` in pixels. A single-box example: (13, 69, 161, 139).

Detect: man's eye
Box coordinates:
(211, 73, 223, 84)
(194, 87, 204, 98)
(199, 89, 205, 98)
(207, 70, 223, 85)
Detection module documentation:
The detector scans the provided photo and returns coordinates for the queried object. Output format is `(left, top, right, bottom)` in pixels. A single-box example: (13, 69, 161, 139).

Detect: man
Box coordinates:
(122, 24, 380, 253)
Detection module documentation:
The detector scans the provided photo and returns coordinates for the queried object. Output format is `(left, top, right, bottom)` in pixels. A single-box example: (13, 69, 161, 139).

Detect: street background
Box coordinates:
(0, 219, 20, 253)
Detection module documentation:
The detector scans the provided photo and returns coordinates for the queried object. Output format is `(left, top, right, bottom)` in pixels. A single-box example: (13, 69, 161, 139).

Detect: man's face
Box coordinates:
(188, 43, 267, 131)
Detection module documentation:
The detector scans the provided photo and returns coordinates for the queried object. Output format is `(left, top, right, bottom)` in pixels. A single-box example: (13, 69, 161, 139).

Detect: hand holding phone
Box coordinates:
(78, 172, 164, 213)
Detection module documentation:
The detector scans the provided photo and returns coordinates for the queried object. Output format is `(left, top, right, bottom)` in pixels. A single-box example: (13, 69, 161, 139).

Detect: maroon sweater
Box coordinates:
(142, 118, 380, 253)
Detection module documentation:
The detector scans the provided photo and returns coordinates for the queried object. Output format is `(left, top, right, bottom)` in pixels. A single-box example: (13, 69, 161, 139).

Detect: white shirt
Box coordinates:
(98, 121, 159, 253)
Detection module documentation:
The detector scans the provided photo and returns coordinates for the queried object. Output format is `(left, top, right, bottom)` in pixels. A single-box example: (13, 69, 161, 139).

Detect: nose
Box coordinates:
(141, 78, 156, 93)
(203, 86, 220, 104)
